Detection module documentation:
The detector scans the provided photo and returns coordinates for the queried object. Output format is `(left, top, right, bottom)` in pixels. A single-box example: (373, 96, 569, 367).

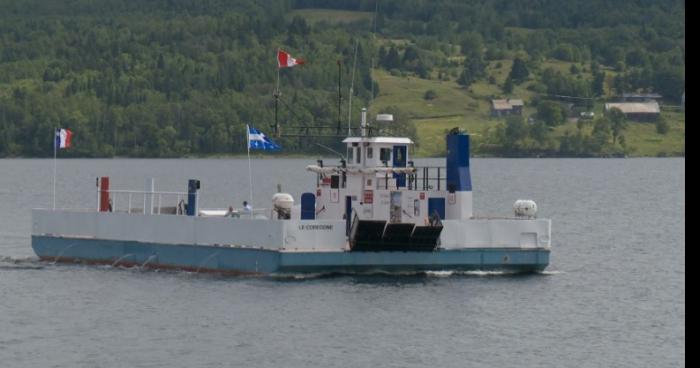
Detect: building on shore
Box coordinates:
(604, 101, 660, 122)
(490, 98, 524, 117)
(618, 93, 663, 102)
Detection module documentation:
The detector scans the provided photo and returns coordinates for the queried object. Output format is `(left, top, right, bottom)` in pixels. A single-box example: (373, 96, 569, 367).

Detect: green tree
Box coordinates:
(592, 71, 606, 96)
(504, 115, 528, 150)
(460, 32, 484, 58)
(384, 46, 401, 70)
(508, 57, 529, 83)
(606, 107, 627, 145)
(588, 117, 612, 152)
(457, 55, 486, 88)
(402, 46, 420, 63)
(502, 77, 513, 94)
(530, 120, 549, 144)
(656, 117, 670, 135)
(653, 67, 685, 103)
(537, 101, 567, 126)
(424, 90, 437, 100)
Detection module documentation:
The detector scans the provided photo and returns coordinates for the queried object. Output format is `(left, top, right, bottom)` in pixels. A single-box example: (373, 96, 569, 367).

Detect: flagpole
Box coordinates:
(52, 128, 57, 210)
(275, 49, 281, 137)
(246, 125, 253, 212)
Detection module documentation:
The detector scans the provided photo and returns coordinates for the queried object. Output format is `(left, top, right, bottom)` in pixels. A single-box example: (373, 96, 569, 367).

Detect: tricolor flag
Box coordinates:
(54, 128, 73, 149)
(247, 125, 280, 151)
(277, 49, 304, 68)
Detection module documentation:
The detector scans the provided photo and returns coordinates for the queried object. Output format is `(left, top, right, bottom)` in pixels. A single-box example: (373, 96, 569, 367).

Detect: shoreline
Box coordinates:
(0, 153, 686, 159)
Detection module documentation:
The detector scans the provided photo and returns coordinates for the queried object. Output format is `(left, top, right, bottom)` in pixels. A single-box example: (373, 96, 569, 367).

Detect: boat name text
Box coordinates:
(298, 224, 334, 231)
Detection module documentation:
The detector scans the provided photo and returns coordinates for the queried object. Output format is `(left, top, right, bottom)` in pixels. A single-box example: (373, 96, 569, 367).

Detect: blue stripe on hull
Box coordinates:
(279, 249, 549, 273)
(32, 236, 549, 274)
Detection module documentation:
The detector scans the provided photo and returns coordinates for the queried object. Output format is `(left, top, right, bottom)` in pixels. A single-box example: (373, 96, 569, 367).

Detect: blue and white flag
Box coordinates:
(247, 125, 280, 151)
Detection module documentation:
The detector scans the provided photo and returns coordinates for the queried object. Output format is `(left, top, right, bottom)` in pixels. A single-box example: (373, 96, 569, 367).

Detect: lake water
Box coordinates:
(0, 157, 685, 367)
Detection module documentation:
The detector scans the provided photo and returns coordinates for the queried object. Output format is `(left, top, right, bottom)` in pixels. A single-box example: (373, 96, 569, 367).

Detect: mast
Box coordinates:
(274, 48, 281, 137)
(348, 40, 358, 136)
(337, 60, 342, 135)
(369, 0, 379, 112)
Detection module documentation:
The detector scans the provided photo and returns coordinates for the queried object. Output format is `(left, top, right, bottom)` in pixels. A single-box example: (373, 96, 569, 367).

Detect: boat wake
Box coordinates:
(8, 255, 561, 279)
(537, 269, 565, 275)
(0, 255, 44, 270)
(268, 269, 550, 281)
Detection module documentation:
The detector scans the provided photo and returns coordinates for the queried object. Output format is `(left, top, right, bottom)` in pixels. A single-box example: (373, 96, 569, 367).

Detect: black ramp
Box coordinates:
(382, 223, 415, 251)
(350, 220, 387, 251)
(409, 225, 443, 251)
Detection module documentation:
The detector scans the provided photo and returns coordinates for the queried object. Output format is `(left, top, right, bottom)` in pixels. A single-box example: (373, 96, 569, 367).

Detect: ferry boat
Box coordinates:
(31, 109, 551, 275)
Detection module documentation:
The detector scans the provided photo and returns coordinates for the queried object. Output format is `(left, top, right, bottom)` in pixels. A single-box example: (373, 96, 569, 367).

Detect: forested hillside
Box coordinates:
(0, 0, 685, 157)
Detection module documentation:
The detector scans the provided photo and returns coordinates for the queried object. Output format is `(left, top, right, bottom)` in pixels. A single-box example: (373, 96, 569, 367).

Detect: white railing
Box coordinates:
(199, 207, 269, 219)
(98, 189, 192, 215)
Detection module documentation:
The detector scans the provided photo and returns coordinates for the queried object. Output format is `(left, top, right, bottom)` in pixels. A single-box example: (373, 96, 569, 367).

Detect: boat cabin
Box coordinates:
(305, 130, 473, 227)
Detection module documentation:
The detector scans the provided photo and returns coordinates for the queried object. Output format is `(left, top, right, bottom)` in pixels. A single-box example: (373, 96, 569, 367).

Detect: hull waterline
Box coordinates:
(33, 235, 549, 275)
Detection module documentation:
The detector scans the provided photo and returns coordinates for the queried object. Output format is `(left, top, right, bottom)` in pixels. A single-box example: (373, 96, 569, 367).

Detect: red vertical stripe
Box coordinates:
(277, 50, 288, 68)
(278, 49, 304, 68)
(64, 129, 73, 148)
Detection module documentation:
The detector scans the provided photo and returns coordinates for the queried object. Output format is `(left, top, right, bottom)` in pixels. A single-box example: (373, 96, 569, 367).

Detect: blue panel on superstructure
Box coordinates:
(301, 193, 315, 220)
(393, 145, 407, 187)
(446, 133, 472, 192)
(187, 179, 199, 216)
(428, 198, 445, 220)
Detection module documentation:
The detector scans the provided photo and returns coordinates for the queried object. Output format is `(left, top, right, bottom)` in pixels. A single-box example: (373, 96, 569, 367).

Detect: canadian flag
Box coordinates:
(277, 49, 304, 68)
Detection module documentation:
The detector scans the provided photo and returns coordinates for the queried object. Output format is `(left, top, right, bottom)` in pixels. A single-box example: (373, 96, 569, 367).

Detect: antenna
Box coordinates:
(369, 0, 379, 109)
(337, 60, 342, 135)
(347, 39, 359, 136)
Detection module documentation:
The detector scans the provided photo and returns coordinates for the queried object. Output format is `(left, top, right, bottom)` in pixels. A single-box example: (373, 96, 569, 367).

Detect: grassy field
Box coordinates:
(372, 67, 685, 157)
(289, 9, 373, 24)
(372, 68, 499, 156)
(622, 111, 685, 156)
(372, 69, 477, 119)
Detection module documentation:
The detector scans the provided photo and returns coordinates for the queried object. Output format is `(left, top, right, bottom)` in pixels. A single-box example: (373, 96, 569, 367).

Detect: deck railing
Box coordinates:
(97, 189, 272, 218)
(313, 165, 448, 192)
(380, 166, 447, 191)
(98, 189, 191, 215)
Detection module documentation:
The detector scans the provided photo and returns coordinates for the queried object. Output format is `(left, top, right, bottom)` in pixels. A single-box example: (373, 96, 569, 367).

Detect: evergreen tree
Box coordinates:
(384, 46, 401, 70)
(592, 71, 606, 96)
(457, 55, 485, 88)
(502, 77, 514, 94)
(508, 57, 529, 83)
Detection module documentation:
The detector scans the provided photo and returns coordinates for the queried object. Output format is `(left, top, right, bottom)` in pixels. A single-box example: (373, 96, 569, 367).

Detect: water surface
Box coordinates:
(0, 157, 685, 367)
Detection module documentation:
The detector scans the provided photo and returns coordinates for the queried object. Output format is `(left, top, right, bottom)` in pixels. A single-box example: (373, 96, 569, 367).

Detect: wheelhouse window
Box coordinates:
(366, 147, 373, 159)
(347, 147, 354, 162)
(395, 146, 404, 162)
(380, 148, 391, 163)
(331, 175, 340, 189)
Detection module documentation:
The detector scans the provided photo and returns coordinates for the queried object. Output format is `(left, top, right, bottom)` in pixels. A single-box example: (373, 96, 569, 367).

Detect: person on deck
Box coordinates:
(242, 201, 253, 214)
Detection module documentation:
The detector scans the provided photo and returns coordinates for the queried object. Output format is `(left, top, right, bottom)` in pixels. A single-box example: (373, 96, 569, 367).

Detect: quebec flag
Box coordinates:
(247, 125, 280, 151)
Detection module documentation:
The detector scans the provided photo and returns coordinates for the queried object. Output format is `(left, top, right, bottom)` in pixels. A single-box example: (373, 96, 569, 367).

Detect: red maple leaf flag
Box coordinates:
(277, 49, 305, 68)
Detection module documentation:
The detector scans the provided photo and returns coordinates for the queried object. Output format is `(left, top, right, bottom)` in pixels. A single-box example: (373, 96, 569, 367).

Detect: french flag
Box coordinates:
(55, 128, 73, 149)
